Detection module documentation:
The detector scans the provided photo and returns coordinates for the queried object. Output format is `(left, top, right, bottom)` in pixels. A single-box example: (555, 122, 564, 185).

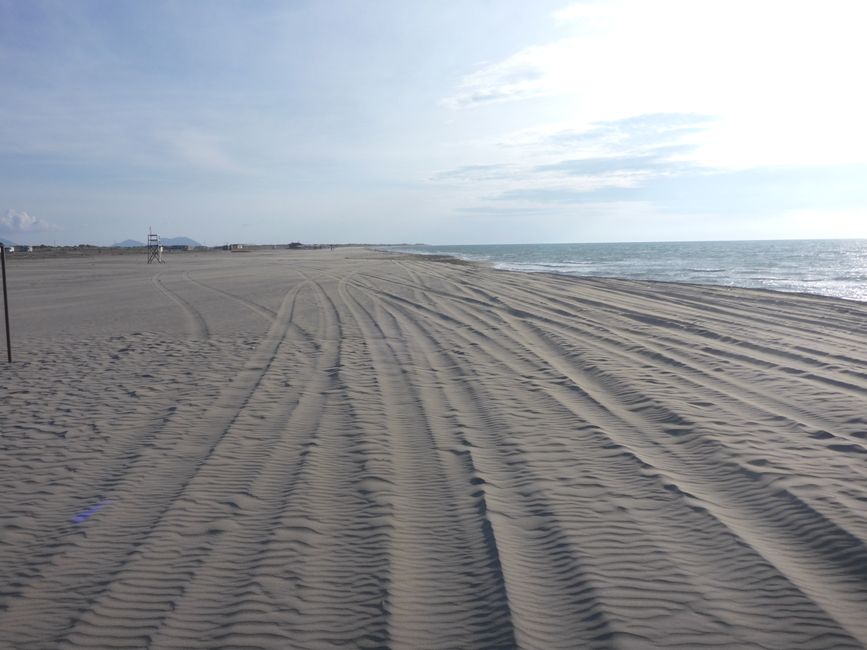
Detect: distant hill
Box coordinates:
(162, 236, 202, 247)
(114, 239, 145, 247)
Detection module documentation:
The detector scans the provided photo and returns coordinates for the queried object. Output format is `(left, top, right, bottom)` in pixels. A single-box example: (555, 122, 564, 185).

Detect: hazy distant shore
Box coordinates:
(2, 248, 867, 648)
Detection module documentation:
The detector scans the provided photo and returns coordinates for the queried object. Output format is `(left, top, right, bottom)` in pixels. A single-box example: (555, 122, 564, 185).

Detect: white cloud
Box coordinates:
(441, 44, 562, 109)
(443, 0, 867, 169)
(432, 163, 520, 183)
(433, 113, 711, 205)
(0, 209, 57, 233)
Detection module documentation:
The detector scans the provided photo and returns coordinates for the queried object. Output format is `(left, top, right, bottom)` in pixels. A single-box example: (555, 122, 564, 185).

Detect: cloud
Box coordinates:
(434, 113, 713, 212)
(441, 42, 565, 109)
(432, 164, 517, 182)
(455, 205, 554, 216)
(492, 163, 867, 218)
(495, 187, 624, 204)
(535, 149, 697, 176)
(0, 209, 57, 233)
(436, 112, 709, 180)
(488, 118, 847, 207)
(443, 1, 867, 169)
(545, 113, 716, 152)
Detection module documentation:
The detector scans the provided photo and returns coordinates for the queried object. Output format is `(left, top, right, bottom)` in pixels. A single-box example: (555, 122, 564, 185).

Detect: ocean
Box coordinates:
(391, 239, 867, 302)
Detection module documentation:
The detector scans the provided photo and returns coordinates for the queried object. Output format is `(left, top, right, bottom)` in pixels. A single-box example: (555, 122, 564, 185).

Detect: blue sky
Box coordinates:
(1, 0, 865, 245)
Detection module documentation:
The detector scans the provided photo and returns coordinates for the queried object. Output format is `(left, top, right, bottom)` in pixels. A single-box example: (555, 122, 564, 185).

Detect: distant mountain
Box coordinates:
(114, 239, 145, 247)
(162, 236, 202, 247)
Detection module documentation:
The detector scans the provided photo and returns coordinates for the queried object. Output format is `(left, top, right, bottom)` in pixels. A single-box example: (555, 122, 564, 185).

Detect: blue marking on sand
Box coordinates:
(71, 500, 112, 524)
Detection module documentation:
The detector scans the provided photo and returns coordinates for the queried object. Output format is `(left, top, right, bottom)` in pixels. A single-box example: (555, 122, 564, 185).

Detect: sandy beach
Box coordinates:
(2, 247, 867, 649)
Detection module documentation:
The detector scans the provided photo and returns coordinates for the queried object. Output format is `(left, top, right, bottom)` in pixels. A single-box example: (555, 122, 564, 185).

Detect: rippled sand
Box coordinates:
(2, 248, 867, 649)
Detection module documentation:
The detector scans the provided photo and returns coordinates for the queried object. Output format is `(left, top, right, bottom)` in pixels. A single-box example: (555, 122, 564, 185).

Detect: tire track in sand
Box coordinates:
(0, 277, 307, 647)
(151, 272, 210, 339)
(182, 271, 276, 325)
(4, 252, 867, 649)
(350, 261, 866, 648)
(338, 276, 518, 649)
(351, 276, 622, 649)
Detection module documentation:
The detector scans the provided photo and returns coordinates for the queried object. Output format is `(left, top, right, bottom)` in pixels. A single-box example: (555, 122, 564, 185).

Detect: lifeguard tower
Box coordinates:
(147, 229, 164, 264)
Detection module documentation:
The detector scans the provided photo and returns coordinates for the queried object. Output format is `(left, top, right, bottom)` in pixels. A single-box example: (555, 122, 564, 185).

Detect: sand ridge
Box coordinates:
(1, 249, 867, 648)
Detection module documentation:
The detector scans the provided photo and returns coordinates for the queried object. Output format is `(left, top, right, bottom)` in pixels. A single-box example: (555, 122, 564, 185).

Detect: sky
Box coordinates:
(1, 0, 866, 246)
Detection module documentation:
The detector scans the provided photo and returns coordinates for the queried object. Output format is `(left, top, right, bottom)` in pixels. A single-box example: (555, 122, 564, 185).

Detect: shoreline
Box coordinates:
(385, 247, 867, 308)
(10, 242, 866, 305)
(383, 240, 867, 304)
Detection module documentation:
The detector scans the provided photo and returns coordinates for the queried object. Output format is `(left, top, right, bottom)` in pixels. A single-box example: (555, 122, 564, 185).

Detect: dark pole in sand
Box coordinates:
(1, 243, 10, 362)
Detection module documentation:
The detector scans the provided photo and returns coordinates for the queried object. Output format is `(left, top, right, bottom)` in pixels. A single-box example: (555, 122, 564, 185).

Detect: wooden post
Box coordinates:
(1, 243, 10, 362)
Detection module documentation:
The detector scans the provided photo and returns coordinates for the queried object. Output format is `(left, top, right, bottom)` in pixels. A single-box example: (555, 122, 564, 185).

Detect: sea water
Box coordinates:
(391, 239, 867, 302)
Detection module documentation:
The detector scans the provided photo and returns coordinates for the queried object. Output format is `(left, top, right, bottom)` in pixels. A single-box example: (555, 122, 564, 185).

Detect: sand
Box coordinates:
(1, 247, 866, 649)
